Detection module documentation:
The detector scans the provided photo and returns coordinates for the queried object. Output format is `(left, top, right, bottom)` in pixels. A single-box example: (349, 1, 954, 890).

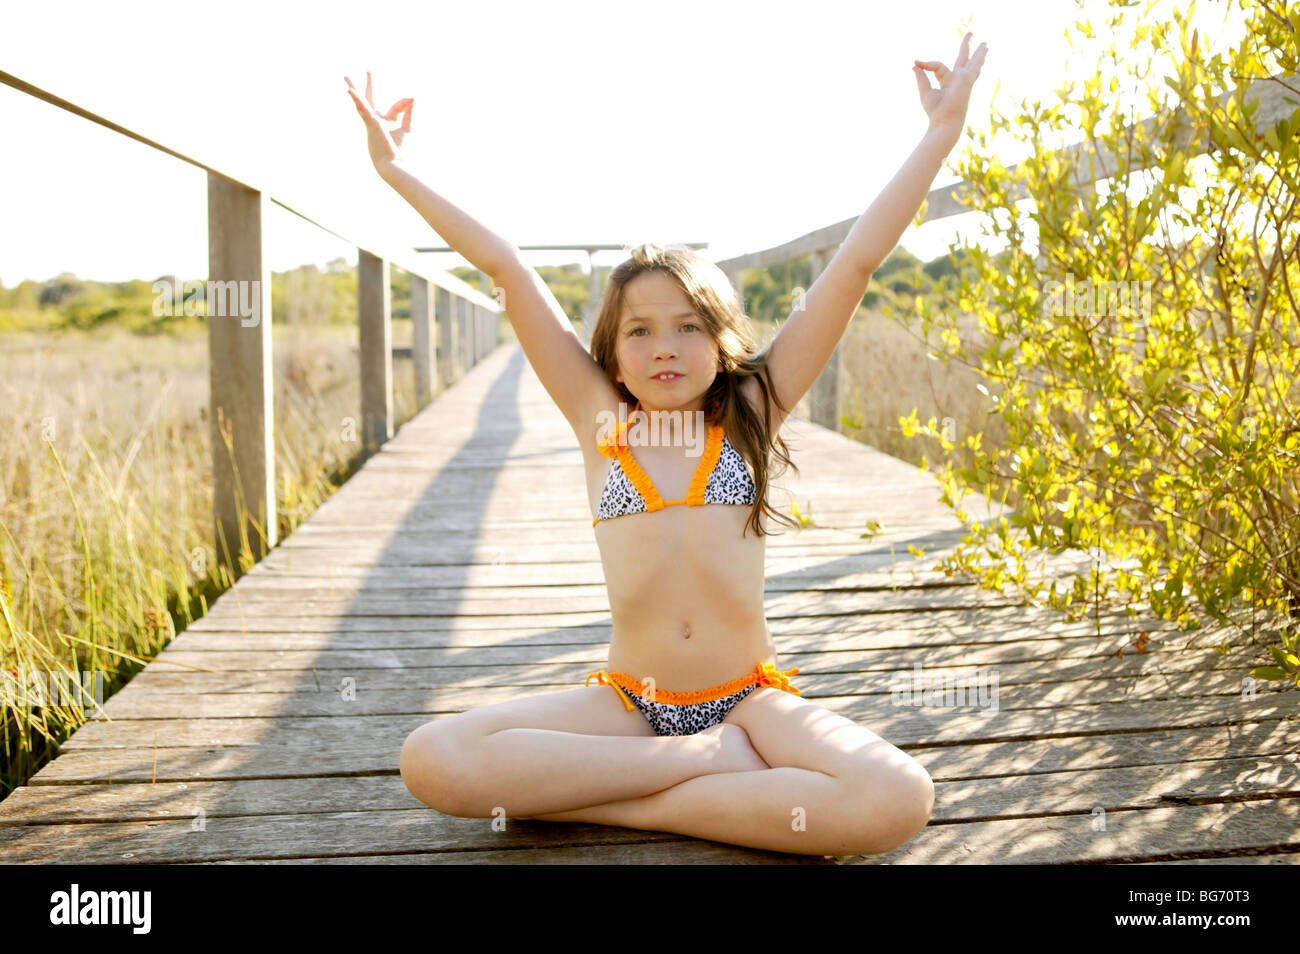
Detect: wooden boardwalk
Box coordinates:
(2, 341, 1298, 864)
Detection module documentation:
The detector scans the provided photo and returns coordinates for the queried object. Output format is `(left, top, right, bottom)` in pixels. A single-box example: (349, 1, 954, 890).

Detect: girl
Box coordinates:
(346, 32, 987, 858)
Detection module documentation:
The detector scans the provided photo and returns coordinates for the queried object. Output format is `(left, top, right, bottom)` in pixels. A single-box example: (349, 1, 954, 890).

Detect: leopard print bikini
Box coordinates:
(592, 401, 757, 526)
(585, 664, 803, 737)
(624, 683, 759, 736)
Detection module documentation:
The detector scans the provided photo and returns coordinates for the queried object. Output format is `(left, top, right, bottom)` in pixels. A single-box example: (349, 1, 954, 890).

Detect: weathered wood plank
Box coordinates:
(181, 588, 1038, 620)
(119, 639, 1250, 694)
(5, 770, 1296, 865)
(859, 799, 1300, 865)
(0, 808, 709, 864)
(42, 694, 1300, 757)
(82, 663, 1294, 720)
(3, 753, 1294, 827)
(177, 600, 1162, 638)
(1135, 851, 1300, 864)
(207, 842, 833, 864)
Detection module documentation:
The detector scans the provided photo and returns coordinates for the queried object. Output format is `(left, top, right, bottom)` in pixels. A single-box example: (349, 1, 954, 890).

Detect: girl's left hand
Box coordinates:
(914, 31, 988, 137)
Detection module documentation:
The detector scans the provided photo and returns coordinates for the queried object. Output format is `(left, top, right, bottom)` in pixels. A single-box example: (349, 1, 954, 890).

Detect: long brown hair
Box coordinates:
(588, 242, 801, 538)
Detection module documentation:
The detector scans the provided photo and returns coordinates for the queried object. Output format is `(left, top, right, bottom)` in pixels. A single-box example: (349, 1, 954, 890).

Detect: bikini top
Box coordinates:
(593, 402, 758, 526)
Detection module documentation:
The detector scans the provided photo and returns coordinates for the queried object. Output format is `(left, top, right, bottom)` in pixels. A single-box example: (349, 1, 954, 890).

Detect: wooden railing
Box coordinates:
(1, 70, 503, 580)
(715, 72, 1297, 431)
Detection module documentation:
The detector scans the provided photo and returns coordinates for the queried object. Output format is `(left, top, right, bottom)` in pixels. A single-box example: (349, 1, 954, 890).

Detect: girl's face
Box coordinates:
(614, 271, 719, 416)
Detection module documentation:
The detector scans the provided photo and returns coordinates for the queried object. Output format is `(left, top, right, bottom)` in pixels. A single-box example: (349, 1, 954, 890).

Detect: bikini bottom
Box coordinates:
(584, 662, 801, 737)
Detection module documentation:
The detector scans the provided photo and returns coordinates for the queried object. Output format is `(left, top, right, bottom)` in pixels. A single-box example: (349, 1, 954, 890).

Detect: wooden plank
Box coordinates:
(857, 799, 1300, 865)
(176, 586, 1068, 622)
(4, 752, 1294, 827)
(0, 808, 707, 864)
(208, 842, 833, 864)
(94, 674, 1285, 723)
(7, 749, 1298, 865)
(119, 639, 1247, 694)
(76, 630, 1264, 718)
(138, 623, 1216, 664)
(143, 616, 1185, 655)
(168, 612, 1191, 647)
(41, 693, 1300, 755)
(17, 714, 1297, 790)
(1136, 851, 1300, 864)
(226, 548, 1119, 592)
(80, 680, 1296, 722)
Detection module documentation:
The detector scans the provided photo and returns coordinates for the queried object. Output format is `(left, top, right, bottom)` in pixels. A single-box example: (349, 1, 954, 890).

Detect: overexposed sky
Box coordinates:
(0, 0, 1244, 286)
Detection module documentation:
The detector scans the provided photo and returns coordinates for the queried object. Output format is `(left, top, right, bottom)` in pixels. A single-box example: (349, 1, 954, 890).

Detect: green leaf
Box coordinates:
(1251, 666, 1288, 681)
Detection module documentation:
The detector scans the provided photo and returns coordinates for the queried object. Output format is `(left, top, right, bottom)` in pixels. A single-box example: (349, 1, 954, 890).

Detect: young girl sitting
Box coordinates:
(346, 32, 987, 858)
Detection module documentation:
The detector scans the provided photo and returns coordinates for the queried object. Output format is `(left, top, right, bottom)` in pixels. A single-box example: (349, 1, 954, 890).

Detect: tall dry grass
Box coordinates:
(0, 318, 422, 798)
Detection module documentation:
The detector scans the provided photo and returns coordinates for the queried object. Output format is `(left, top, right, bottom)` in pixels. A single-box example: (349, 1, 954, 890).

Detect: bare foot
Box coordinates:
(697, 723, 770, 773)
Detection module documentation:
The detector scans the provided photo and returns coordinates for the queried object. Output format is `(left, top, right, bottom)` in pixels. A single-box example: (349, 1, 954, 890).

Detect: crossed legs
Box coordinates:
(399, 682, 934, 857)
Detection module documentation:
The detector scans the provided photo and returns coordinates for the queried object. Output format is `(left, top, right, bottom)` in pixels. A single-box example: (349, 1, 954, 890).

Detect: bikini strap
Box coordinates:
(586, 670, 637, 711)
(755, 662, 802, 696)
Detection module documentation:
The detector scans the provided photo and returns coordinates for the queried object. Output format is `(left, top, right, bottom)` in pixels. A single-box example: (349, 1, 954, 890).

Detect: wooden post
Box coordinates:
(471, 301, 482, 364)
(475, 301, 484, 363)
(436, 285, 455, 386)
(477, 272, 494, 363)
(456, 295, 469, 377)
(477, 301, 487, 361)
(411, 274, 437, 407)
(358, 250, 392, 453)
(807, 247, 841, 431)
(207, 173, 276, 580)
(586, 252, 601, 327)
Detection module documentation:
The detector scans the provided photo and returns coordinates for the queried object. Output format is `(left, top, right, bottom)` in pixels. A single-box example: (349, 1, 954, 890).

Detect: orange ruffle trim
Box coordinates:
(585, 662, 802, 711)
(596, 401, 643, 459)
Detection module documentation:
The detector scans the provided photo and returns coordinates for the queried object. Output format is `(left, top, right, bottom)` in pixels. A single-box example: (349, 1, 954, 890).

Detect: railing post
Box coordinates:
(586, 253, 602, 327)
(807, 247, 841, 431)
(473, 299, 482, 364)
(411, 274, 437, 407)
(456, 295, 469, 377)
(473, 302, 483, 366)
(436, 285, 455, 386)
(207, 173, 276, 580)
(358, 249, 392, 453)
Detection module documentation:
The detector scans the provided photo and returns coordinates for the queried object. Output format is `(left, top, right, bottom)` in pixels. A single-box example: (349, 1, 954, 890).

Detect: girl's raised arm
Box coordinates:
(345, 73, 609, 436)
(755, 33, 988, 436)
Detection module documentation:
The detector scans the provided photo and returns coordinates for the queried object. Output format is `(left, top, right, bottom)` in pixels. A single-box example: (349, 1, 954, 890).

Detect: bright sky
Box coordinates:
(0, 0, 1245, 287)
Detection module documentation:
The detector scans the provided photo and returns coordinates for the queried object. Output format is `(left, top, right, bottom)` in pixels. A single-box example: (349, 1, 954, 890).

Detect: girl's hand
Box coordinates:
(913, 31, 988, 140)
(344, 71, 413, 172)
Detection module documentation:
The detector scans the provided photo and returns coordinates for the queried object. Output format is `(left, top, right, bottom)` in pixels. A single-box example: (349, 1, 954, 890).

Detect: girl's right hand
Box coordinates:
(344, 71, 413, 172)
